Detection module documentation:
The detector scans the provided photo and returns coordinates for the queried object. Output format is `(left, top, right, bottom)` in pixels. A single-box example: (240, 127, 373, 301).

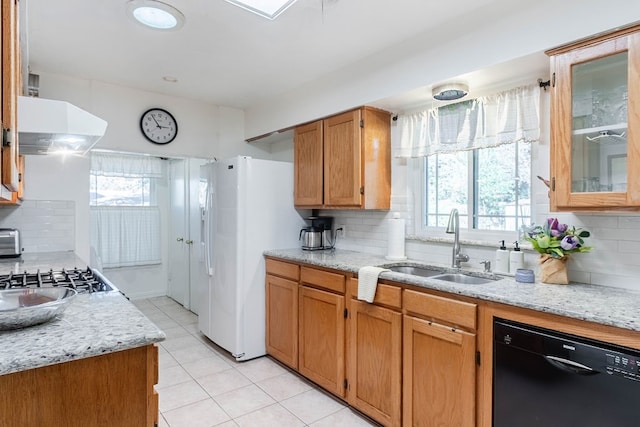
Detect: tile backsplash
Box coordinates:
(0, 200, 75, 253)
(326, 207, 640, 291)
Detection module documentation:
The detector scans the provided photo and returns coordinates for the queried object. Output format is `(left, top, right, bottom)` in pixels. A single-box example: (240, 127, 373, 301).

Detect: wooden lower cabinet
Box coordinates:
(348, 298, 402, 427)
(0, 344, 159, 427)
(403, 315, 476, 427)
(265, 273, 298, 369)
(298, 285, 346, 397)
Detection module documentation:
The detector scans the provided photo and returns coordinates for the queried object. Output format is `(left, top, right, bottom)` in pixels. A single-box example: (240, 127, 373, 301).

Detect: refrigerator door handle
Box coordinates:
(205, 190, 214, 276)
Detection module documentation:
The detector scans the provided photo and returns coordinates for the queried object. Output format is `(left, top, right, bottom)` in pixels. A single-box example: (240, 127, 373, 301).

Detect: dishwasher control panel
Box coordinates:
(606, 352, 640, 380)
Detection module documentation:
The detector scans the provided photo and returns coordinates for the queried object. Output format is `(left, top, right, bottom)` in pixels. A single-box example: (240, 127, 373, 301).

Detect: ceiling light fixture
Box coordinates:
(224, 0, 298, 20)
(432, 83, 469, 101)
(127, 0, 185, 30)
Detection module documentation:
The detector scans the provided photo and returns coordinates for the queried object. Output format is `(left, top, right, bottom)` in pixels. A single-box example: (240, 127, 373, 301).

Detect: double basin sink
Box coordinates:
(382, 264, 499, 285)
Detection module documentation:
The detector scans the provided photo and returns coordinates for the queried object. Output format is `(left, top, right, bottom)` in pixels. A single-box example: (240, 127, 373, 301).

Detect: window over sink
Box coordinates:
(399, 83, 540, 235)
(423, 141, 531, 231)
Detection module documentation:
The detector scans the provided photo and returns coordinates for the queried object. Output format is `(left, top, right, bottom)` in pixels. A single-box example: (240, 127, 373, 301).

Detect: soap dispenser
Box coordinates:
(495, 240, 510, 273)
(510, 241, 525, 272)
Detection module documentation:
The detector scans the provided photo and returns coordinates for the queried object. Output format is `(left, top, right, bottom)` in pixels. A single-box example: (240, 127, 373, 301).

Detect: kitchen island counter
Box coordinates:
(264, 248, 640, 333)
(0, 252, 165, 375)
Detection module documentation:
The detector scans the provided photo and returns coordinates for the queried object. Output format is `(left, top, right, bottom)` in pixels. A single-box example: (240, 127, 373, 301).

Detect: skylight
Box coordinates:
(224, 0, 298, 20)
(126, 0, 185, 30)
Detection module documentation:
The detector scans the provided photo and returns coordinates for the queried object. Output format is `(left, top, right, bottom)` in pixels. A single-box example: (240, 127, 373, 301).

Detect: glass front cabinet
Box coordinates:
(547, 25, 640, 210)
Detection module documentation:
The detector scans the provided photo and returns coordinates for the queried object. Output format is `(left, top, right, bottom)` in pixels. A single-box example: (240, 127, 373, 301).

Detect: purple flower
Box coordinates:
(560, 235, 578, 250)
(557, 223, 568, 233)
(547, 218, 558, 229)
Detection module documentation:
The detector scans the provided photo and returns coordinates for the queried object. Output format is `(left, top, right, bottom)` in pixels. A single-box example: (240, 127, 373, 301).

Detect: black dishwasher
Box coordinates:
(493, 318, 640, 427)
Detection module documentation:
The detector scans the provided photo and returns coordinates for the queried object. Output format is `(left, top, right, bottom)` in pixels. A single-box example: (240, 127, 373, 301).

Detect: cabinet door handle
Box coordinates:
(185, 239, 193, 245)
(176, 237, 184, 242)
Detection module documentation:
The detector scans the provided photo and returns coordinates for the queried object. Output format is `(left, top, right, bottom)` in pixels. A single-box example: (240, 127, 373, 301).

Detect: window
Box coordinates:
(90, 152, 164, 268)
(90, 175, 153, 206)
(399, 83, 540, 236)
(424, 142, 531, 231)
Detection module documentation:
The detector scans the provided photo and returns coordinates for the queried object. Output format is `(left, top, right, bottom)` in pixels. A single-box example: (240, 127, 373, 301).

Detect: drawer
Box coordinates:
(300, 266, 346, 294)
(403, 289, 477, 331)
(348, 278, 401, 309)
(266, 258, 300, 281)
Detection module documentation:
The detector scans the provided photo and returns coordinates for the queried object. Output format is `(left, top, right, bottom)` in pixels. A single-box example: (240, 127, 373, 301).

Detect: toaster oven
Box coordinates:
(0, 229, 22, 258)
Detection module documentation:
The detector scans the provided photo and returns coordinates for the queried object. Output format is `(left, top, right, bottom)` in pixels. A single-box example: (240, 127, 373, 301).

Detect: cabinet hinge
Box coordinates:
(359, 186, 364, 195)
(551, 177, 556, 191)
(343, 308, 348, 319)
(552, 72, 556, 88)
(359, 119, 364, 128)
(476, 351, 481, 366)
(2, 128, 14, 147)
(344, 379, 349, 389)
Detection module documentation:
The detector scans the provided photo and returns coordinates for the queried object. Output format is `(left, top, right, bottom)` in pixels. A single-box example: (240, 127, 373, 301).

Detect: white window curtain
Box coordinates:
(91, 152, 163, 178)
(396, 84, 541, 157)
(90, 152, 163, 268)
(91, 207, 161, 268)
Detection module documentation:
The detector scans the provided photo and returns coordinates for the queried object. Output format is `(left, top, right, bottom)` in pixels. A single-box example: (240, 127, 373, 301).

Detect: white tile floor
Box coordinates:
(133, 296, 379, 427)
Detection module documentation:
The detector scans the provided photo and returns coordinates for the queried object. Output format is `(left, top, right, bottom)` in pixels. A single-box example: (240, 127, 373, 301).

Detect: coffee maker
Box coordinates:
(299, 216, 335, 250)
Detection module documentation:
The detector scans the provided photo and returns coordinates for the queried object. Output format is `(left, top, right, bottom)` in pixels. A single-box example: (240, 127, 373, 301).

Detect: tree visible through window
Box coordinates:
(90, 175, 153, 206)
(425, 142, 531, 231)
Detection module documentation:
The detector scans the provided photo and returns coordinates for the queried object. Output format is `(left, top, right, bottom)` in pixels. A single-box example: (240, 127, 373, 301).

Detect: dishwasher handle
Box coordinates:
(544, 355, 599, 376)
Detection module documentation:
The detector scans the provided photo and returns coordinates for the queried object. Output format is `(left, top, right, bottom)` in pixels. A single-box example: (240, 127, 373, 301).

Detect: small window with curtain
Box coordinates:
(398, 84, 540, 234)
(90, 152, 164, 268)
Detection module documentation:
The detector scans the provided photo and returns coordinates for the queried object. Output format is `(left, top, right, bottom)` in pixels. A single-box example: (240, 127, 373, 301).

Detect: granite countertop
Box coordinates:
(264, 248, 640, 333)
(0, 252, 165, 376)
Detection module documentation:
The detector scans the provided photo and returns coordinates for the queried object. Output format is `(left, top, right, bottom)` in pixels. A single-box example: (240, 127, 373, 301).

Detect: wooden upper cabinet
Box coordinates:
(547, 24, 640, 210)
(1, 0, 20, 195)
(0, 154, 24, 205)
(293, 106, 391, 210)
(324, 110, 362, 207)
(294, 121, 323, 206)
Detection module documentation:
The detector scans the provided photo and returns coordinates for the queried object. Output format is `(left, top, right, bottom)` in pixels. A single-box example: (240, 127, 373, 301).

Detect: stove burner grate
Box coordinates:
(0, 267, 114, 293)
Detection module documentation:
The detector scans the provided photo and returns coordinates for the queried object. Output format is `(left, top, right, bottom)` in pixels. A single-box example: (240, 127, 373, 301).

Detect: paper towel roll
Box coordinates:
(386, 215, 407, 260)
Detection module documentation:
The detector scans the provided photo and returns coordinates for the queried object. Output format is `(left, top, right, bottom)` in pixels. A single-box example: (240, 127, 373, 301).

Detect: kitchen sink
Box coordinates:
(383, 264, 499, 285)
(386, 265, 446, 278)
(431, 273, 498, 285)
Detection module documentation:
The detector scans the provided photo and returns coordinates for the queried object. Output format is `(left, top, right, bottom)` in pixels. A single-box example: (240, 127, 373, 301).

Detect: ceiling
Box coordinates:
(25, 0, 549, 112)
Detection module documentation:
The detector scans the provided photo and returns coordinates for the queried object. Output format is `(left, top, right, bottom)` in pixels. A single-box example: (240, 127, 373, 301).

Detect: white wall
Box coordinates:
(35, 73, 272, 159)
(22, 74, 279, 299)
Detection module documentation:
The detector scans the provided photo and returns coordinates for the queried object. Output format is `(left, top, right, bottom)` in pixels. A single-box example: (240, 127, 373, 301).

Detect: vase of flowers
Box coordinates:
(524, 218, 592, 284)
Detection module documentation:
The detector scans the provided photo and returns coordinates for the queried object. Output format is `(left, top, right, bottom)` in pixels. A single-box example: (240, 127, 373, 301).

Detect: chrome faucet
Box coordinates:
(446, 208, 469, 269)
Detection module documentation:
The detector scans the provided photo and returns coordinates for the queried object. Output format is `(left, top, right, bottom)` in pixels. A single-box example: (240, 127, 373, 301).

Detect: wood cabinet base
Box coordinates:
(0, 345, 159, 427)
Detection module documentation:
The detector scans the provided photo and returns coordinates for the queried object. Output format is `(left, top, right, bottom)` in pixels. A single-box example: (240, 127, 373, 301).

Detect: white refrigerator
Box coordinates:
(198, 156, 305, 361)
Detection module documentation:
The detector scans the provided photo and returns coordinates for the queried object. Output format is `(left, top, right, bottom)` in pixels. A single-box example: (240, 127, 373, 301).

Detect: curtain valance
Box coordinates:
(396, 84, 541, 158)
(90, 152, 163, 178)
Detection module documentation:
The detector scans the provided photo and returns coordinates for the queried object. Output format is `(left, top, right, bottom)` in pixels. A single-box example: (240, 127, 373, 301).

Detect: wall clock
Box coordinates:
(140, 108, 178, 144)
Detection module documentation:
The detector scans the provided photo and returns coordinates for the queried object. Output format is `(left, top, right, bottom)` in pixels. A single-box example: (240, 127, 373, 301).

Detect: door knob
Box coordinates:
(176, 237, 184, 242)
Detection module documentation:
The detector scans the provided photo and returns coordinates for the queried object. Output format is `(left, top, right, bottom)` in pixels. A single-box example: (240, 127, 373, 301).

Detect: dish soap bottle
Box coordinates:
(495, 240, 510, 273)
(510, 241, 525, 273)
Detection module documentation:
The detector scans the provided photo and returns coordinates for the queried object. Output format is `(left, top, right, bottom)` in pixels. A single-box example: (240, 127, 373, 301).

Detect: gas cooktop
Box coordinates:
(0, 267, 116, 294)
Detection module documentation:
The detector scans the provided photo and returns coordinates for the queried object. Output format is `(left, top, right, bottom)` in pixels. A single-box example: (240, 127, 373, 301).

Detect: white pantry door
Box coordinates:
(168, 159, 190, 308)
